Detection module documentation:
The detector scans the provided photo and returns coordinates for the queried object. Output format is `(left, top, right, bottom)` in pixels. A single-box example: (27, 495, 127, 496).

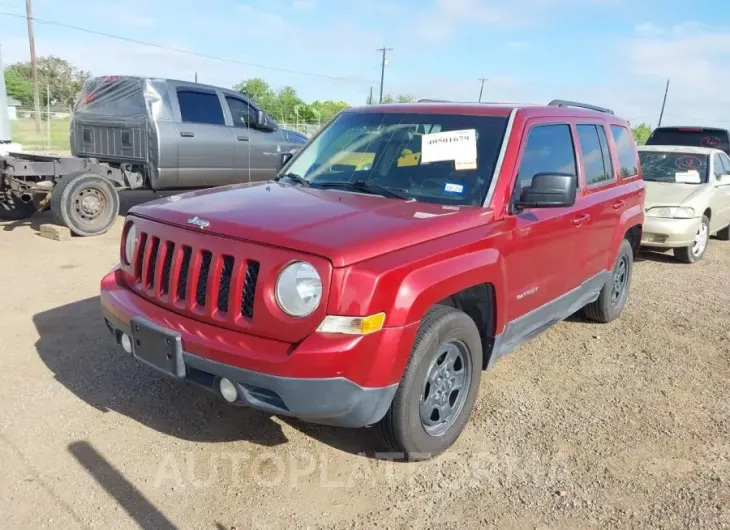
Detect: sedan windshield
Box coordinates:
(281, 111, 509, 206)
(639, 151, 709, 184)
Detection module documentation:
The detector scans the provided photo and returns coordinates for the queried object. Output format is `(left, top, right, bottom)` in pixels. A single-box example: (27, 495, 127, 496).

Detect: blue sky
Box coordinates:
(1, 0, 730, 128)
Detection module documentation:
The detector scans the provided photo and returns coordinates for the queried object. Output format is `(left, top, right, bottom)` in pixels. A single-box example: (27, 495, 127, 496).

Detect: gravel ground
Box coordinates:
(1, 198, 729, 529)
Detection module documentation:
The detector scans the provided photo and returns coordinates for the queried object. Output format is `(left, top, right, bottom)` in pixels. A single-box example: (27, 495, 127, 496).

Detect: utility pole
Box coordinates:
(478, 78, 488, 102)
(194, 71, 198, 83)
(657, 79, 670, 127)
(377, 47, 393, 104)
(368, 86, 373, 105)
(25, 0, 42, 134)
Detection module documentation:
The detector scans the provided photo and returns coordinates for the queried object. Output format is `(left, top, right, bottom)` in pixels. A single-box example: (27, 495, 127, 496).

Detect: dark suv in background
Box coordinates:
(646, 126, 730, 155)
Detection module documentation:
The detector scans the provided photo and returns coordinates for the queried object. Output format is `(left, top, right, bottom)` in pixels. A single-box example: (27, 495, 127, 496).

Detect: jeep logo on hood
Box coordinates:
(187, 216, 210, 230)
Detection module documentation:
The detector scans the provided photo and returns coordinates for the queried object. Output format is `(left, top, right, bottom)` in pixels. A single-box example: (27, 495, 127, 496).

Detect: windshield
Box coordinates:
(639, 151, 709, 184)
(282, 111, 509, 206)
(646, 128, 730, 155)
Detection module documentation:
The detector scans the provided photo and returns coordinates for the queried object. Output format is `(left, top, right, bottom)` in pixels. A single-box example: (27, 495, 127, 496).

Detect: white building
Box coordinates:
(7, 97, 20, 120)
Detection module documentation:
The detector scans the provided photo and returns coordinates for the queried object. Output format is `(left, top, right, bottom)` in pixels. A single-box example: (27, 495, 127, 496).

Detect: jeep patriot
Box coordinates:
(100, 99, 645, 459)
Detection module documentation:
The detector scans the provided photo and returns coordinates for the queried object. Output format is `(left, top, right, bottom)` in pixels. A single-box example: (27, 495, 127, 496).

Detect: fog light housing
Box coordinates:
(219, 378, 238, 403)
(120, 333, 133, 354)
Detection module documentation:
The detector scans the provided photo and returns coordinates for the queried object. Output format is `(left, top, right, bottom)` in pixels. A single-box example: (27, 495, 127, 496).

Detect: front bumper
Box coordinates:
(640, 216, 701, 248)
(101, 269, 418, 427)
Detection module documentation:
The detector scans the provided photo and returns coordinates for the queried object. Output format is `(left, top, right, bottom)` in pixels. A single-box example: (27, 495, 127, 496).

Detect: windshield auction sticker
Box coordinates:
(421, 129, 477, 170)
(675, 170, 701, 184)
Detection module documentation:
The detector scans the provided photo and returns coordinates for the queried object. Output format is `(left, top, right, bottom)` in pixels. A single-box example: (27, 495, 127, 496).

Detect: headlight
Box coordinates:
(123, 222, 138, 264)
(275, 261, 322, 317)
(646, 206, 695, 219)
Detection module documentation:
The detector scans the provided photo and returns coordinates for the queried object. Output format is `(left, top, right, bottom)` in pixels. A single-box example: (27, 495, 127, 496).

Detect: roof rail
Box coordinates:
(548, 99, 614, 115)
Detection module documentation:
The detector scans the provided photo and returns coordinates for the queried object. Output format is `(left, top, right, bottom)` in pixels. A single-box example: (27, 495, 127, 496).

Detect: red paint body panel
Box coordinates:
(101, 102, 645, 391)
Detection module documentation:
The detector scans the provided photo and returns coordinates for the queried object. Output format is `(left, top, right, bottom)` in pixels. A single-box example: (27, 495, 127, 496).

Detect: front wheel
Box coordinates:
(50, 172, 120, 237)
(674, 215, 710, 263)
(377, 305, 482, 461)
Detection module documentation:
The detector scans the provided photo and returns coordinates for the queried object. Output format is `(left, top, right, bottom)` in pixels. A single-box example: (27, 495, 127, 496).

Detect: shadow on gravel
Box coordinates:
(34, 296, 380, 457)
(636, 249, 684, 265)
(69, 441, 176, 530)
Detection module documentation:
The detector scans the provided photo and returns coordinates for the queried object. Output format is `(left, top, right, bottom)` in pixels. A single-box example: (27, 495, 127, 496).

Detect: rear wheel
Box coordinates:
(716, 224, 730, 241)
(674, 215, 710, 263)
(50, 172, 120, 237)
(0, 186, 36, 221)
(584, 239, 633, 323)
(377, 305, 482, 461)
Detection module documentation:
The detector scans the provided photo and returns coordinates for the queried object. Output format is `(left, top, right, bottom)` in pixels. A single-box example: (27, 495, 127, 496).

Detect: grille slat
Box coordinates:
(242, 261, 260, 319)
(196, 251, 212, 308)
(177, 246, 192, 301)
(160, 242, 175, 296)
(217, 256, 235, 313)
(146, 237, 160, 290)
(134, 233, 148, 282)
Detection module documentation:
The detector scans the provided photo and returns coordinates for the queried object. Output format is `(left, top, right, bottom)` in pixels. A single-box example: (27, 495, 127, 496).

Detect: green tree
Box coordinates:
(4, 69, 33, 106)
(632, 123, 653, 145)
(233, 77, 277, 115)
(377, 93, 417, 104)
(310, 100, 350, 123)
(6, 56, 89, 110)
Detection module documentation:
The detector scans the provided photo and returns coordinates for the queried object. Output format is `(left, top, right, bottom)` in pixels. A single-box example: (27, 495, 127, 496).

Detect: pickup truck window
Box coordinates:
(577, 124, 613, 187)
(284, 112, 508, 206)
(177, 90, 226, 126)
(610, 125, 638, 177)
(226, 97, 256, 128)
(515, 124, 577, 192)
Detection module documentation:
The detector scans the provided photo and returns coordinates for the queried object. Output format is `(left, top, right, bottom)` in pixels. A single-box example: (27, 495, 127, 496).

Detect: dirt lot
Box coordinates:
(1, 198, 729, 529)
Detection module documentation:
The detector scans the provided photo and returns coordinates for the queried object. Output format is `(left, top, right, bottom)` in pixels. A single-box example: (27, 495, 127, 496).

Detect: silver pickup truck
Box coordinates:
(0, 76, 308, 236)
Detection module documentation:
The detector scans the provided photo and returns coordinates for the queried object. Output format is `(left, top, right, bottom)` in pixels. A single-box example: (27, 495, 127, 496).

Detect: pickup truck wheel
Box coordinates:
(673, 215, 710, 263)
(0, 188, 36, 220)
(584, 238, 633, 323)
(377, 305, 482, 461)
(50, 172, 120, 237)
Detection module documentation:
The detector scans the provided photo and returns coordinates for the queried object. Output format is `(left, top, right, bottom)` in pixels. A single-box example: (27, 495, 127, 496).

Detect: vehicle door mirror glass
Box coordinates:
(515, 172, 577, 209)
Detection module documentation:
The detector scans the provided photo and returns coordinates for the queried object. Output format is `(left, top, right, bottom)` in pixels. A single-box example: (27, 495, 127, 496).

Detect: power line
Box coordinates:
(0, 11, 376, 85)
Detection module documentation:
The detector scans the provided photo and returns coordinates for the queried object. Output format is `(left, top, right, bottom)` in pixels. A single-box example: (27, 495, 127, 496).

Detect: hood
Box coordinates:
(130, 183, 494, 267)
(644, 181, 705, 208)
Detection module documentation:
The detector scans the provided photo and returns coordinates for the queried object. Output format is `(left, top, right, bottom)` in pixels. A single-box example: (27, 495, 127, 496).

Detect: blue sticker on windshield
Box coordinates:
(444, 182, 464, 194)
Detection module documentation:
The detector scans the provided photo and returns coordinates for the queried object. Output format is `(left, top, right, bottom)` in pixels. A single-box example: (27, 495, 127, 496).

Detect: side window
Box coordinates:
(226, 96, 255, 128)
(596, 125, 615, 179)
(515, 124, 577, 191)
(713, 153, 724, 178)
(610, 125, 638, 177)
(177, 90, 225, 125)
(577, 124, 613, 186)
(720, 153, 730, 174)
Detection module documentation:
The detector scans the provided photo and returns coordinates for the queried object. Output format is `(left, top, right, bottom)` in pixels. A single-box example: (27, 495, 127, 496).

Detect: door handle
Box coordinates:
(180, 131, 194, 138)
(237, 135, 250, 142)
(612, 200, 626, 210)
(572, 214, 591, 226)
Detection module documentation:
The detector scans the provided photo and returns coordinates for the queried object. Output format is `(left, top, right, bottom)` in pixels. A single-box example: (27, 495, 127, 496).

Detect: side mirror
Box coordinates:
(279, 151, 294, 170)
(255, 110, 277, 132)
(514, 172, 577, 209)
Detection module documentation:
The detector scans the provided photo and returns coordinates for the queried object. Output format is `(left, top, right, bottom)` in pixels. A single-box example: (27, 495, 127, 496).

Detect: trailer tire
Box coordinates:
(50, 172, 120, 237)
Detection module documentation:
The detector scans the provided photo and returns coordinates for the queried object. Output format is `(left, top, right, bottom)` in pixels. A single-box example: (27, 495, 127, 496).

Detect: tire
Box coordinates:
(716, 224, 730, 241)
(584, 239, 633, 323)
(50, 172, 120, 237)
(673, 215, 710, 263)
(0, 187, 36, 221)
(377, 305, 482, 461)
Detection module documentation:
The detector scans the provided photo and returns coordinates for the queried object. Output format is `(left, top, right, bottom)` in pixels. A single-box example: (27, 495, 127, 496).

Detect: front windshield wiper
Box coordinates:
(276, 172, 311, 187)
(315, 180, 413, 201)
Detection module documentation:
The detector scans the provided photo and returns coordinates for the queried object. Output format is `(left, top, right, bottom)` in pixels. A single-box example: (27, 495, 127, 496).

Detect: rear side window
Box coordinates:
(610, 125, 638, 177)
(713, 154, 724, 178)
(577, 124, 614, 186)
(721, 153, 730, 174)
(516, 124, 577, 191)
(177, 90, 225, 125)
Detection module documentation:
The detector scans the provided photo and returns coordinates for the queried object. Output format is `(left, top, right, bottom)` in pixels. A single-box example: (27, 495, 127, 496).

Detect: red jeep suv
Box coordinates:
(101, 99, 644, 459)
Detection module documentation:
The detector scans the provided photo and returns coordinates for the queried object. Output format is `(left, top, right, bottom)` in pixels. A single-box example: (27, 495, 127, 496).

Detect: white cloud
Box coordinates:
(293, 0, 316, 10)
